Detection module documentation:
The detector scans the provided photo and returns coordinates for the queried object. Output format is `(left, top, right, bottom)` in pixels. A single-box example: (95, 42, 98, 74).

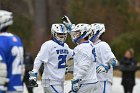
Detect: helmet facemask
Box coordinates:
(54, 32, 67, 43)
(89, 23, 105, 42)
(70, 30, 87, 44)
(70, 23, 91, 44)
(51, 24, 68, 45)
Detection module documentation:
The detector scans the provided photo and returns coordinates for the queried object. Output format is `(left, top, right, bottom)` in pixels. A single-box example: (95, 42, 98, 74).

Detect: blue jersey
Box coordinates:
(0, 32, 24, 91)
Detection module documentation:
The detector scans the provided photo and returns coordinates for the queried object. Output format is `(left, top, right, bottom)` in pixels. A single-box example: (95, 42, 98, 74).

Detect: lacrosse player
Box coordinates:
(70, 23, 98, 93)
(89, 23, 118, 93)
(0, 10, 24, 93)
(29, 23, 73, 93)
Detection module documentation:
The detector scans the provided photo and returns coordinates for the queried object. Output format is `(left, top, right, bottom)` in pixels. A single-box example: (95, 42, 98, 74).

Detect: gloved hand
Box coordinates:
(61, 15, 75, 32)
(71, 79, 81, 92)
(28, 71, 38, 87)
(0, 62, 9, 91)
(96, 64, 110, 73)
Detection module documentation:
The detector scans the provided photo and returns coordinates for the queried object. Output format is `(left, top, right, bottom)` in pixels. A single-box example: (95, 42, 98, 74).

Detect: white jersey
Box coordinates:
(94, 40, 116, 83)
(33, 40, 73, 85)
(73, 41, 98, 84)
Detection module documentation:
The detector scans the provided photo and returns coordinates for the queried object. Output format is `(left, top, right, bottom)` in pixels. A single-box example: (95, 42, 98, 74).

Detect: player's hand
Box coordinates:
(61, 15, 75, 32)
(71, 79, 81, 92)
(28, 71, 38, 87)
(96, 64, 110, 73)
(62, 15, 72, 26)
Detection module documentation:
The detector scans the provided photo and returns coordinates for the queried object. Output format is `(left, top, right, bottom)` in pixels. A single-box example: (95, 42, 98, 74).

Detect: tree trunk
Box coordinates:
(31, 0, 48, 57)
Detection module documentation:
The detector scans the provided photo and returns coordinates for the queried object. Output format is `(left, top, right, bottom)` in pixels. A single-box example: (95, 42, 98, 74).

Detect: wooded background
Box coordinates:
(0, 0, 140, 61)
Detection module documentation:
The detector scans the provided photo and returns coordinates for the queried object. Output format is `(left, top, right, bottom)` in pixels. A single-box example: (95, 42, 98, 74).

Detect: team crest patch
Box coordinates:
(13, 37, 17, 42)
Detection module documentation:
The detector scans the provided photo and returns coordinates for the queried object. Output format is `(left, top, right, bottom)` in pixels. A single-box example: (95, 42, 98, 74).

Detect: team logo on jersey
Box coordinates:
(12, 37, 17, 42)
(56, 49, 69, 54)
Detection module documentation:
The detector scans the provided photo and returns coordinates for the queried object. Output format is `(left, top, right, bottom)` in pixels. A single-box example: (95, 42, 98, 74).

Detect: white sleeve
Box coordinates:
(74, 49, 91, 80)
(100, 42, 116, 64)
(36, 42, 50, 62)
(32, 58, 43, 73)
(32, 42, 50, 73)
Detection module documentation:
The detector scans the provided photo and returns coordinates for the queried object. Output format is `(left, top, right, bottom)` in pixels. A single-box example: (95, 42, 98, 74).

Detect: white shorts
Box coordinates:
(77, 82, 98, 93)
(97, 81, 112, 93)
(42, 79, 64, 93)
(44, 85, 64, 93)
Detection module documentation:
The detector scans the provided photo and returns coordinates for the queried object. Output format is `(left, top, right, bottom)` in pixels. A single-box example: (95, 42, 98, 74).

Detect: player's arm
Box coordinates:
(96, 58, 118, 73)
(61, 15, 75, 32)
(106, 58, 118, 68)
(75, 53, 91, 79)
(103, 43, 118, 68)
(0, 50, 9, 91)
(96, 43, 118, 73)
(72, 50, 91, 92)
(29, 42, 49, 87)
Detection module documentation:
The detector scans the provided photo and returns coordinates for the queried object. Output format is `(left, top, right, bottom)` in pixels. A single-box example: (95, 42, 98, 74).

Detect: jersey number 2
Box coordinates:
(58, 55, 67, 69)
(11, 46, 23, 75)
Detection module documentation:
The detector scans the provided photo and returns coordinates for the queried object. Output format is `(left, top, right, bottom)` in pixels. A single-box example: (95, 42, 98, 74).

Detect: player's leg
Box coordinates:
(97, 81, 112, 93)
(44, 86, 54, 93)
(96, 81, 104, 93)
(44, 85, 64, 93)
(50, 85, 64, 93)
(105, 81, 112, 93)
(77, 83, 98, 93)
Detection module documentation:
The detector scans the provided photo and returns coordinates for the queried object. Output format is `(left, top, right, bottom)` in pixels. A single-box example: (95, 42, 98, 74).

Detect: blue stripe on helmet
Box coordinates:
(73, 31, 87, 44)
(60, 25, 64, 33)
(90, 31, 100, 42)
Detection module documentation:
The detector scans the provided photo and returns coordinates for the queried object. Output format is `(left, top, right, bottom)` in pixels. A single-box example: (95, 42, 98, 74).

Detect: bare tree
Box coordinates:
(31, 0, 48, 56)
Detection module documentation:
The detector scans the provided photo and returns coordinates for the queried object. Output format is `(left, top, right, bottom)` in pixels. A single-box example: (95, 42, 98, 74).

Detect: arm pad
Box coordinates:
(0, 62, 9, 85)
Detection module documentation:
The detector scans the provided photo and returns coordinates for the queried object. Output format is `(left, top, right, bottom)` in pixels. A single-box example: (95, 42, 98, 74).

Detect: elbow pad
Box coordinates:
(107, 58, 118, 68)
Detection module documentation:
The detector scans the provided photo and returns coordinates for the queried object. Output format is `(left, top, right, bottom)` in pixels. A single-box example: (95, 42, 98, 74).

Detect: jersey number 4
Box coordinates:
(92, 48, 97, 62)
(58, 55, 67, 69)
(11, 46, 24, 75)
